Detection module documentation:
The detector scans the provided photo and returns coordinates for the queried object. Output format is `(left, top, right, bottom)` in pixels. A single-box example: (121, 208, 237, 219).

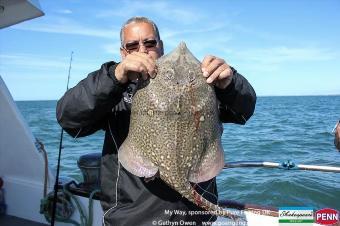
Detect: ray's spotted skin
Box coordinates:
(119, 42, 237, 219)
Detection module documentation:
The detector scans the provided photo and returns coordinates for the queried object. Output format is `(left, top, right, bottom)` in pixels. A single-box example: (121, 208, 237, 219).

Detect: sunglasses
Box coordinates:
(123, 39, 158, 53)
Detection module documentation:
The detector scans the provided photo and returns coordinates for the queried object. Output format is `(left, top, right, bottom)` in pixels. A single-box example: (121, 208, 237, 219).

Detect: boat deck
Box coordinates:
(0, 215, 48, 226)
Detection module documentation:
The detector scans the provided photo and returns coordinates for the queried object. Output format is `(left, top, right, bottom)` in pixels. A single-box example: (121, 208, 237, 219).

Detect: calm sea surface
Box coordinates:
(16, 96, 340, 209)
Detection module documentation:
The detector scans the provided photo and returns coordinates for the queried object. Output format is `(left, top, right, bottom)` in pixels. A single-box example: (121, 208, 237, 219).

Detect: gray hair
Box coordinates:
(120, 16, 161, 47)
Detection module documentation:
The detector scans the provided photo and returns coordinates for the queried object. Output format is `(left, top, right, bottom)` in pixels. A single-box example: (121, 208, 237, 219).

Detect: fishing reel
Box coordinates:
(40, 184, 75, 223)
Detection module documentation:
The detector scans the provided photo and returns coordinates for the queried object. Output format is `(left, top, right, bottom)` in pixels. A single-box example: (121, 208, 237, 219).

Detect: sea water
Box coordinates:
(16, 95, 340, 210)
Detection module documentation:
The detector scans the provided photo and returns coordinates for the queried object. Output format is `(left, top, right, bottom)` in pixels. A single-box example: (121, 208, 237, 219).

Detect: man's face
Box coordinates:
(120, 22, 164, 60)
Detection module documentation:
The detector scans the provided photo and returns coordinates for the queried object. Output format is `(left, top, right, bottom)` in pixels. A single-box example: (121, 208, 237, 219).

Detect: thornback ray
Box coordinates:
(118, 42, 239, 220)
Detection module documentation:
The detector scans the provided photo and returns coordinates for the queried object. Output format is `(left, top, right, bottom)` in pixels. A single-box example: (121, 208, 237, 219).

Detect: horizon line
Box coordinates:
(14, 94, 340, 102)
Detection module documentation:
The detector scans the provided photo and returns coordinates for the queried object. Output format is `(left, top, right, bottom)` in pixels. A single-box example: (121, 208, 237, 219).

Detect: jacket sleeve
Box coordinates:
(215, 68, 256, 125)
(56, 61, 127, 138)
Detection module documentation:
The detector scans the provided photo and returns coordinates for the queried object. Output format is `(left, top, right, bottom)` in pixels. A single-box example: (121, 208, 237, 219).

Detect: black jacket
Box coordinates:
(56, 61, 256, 226)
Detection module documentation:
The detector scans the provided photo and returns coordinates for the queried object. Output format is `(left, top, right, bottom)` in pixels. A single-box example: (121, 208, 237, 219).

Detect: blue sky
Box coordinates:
(1, 0, 339, 100)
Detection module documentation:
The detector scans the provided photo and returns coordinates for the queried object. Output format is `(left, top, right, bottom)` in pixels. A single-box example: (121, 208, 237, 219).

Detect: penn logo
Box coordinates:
(315, 208, 339, 225)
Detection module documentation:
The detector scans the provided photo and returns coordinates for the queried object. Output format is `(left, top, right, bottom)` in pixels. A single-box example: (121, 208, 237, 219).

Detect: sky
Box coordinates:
(0, 0, 339, 100)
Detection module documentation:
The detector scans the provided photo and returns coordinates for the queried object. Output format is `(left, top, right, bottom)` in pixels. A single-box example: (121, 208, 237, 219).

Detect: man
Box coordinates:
(334, 121, 340, 151)
(56, 17, 256, 226)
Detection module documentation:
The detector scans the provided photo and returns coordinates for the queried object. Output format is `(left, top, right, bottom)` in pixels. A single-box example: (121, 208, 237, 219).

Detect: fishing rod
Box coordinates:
(218, 199, 279, 217)
(51, 51, 73, 226)
(223, 160, 340, 173)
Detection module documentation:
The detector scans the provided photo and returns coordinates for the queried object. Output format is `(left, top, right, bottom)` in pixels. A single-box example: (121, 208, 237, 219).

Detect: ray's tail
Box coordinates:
(185, 183, 241, 220)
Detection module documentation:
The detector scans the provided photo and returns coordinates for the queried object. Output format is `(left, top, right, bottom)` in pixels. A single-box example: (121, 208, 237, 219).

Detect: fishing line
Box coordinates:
(102, 120, 121, 226)
(193, 180, 219, 222)
(193, 180, 217, 199)
(73, 128, 82, 140)
(332, 120, 339, 133)
(51, 51, 73, 226)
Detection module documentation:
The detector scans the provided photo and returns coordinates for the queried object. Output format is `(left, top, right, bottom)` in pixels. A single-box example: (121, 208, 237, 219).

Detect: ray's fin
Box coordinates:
(189, 142, 225, 183)
(118, 139, 159, 178)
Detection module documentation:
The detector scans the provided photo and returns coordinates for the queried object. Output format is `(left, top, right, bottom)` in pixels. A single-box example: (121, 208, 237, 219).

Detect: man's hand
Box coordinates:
(115, 52, 157, 84)
(201, 55, 233, 89)
(335, 122, 340, 151)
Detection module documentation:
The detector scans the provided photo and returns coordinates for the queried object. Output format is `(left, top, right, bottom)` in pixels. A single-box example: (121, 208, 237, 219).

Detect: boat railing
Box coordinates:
(224, 160, 340, 173)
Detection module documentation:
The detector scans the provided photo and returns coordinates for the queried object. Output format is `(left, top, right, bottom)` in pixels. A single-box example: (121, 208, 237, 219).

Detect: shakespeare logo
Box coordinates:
(279, 207, 314, 225)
